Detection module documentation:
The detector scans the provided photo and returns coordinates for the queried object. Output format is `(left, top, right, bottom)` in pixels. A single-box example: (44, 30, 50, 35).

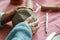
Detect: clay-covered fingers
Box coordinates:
(29, 19, 39, 34)
(24, 16, 32, 24)
(29, 19, 39, 27)
(24, 16, 39, 34)
(32, 26, 39, 34)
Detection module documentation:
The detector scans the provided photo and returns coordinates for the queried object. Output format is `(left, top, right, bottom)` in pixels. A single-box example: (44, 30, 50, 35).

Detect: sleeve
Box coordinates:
(5, 22, 32, 40)
(0, 12, 4, 27)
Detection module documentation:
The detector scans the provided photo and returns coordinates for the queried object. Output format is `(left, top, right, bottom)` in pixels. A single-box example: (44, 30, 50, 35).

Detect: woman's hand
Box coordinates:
(24, 17, 39, 34)
(1, 8, 17, 25)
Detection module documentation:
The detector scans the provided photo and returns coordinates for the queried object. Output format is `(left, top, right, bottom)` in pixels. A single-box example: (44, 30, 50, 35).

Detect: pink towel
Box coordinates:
(0, 0, 60, 40)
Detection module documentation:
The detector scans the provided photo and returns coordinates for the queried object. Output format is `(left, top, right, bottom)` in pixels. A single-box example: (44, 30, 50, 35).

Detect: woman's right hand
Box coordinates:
(24, 17, 39, 34)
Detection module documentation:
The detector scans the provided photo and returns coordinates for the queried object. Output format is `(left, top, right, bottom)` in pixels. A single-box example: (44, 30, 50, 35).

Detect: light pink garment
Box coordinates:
(0, 0, 60, 40)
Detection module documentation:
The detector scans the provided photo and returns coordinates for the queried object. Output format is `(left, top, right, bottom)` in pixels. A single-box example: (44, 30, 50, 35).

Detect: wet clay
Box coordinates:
(12, 7, 36, 26)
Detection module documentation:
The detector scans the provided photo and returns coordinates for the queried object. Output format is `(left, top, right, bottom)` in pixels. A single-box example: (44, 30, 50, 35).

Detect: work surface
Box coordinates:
(0, 0, 60, 40)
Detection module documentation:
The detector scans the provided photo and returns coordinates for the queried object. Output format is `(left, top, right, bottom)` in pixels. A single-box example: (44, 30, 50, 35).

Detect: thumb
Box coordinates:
(24, 16, 32, 23)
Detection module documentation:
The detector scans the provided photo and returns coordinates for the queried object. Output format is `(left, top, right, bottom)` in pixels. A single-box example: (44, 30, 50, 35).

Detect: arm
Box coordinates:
(5, 22, 32, 40)
(5, 17, 39, 40)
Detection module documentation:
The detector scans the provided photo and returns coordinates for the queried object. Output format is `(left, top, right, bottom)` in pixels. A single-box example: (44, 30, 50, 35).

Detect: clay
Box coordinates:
(12, 7, 36, 26)
(10, 0, 23, 5)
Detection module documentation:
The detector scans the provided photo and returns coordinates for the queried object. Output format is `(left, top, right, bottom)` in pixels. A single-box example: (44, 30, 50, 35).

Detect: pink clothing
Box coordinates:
(0, 0, 60, 40)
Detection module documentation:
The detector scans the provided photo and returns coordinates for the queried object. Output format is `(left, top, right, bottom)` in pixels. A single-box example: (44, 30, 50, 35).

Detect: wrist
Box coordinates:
(0, 12, 5, 27)
(6, 9, 17, 15)
(1, 9, 17, 25)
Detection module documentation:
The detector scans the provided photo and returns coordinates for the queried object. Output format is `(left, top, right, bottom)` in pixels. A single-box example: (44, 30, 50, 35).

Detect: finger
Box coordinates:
(33, 26, 39, 31)
(29, 19, 39, 27)
(34, 19, 39, 25)
(33, 26, 39, 34)
(25, 16, 32, 23)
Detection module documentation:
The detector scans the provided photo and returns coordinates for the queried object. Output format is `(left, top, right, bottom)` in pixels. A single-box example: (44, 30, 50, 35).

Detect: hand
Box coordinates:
(1, 8, 17, 25)
(24, 17, 39, 34)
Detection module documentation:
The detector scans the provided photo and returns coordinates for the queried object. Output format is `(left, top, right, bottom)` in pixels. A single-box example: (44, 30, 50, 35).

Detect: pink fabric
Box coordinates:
(33, 0, 60, 40)
(0, 0, 60, 40)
